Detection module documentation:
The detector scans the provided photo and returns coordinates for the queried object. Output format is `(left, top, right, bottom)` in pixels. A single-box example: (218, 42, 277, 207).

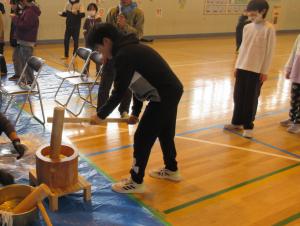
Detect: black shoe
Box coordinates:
(9, 75, 20, 81)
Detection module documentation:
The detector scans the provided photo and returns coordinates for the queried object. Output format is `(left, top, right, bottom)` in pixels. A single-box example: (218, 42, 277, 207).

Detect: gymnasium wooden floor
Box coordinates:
(6, 33, 300, 225)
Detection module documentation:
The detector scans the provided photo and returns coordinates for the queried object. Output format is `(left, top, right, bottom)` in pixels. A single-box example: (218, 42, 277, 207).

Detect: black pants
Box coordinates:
(0, 43, 7, 74)
(97, 60, 132, 114)
(64, 26, 80, 58)
(290, 83, 300, 124)
(232, 69, 262, 130)
(130, 91, 182, 184)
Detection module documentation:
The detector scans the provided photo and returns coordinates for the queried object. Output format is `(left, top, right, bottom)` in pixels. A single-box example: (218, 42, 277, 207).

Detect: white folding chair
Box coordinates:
(0, 56, 46, 125)
(54, 47, 92, 106)
(64, 51, 103, 116)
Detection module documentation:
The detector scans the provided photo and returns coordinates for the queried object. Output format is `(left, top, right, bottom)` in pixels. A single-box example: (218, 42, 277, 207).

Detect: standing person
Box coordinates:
(10, 0, 41, 85)
(8, 0, 20, 81)
(0, 2, 7, 76)
(0, 113, 27, 186)
(235, 10, 251, 52)
(88, 23, 183, 193)
(280, 34, 300, 134)
(83, 3, 102, 73)
(59, 0, 85, 59)
(96, 0, 145, 119)
(224, 0, 276, 138)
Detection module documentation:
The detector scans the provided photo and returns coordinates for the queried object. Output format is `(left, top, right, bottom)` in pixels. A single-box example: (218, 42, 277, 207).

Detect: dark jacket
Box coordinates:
(13, 4, 41, 43)
(98, 34, 183, 119)
(61, 1, 85, 29)
(0, 113, 15, 137)
(83, 17, 102, 41)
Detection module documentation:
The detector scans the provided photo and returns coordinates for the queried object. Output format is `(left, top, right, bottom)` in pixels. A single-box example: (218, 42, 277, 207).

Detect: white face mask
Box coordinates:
(88, 10, 96, 17)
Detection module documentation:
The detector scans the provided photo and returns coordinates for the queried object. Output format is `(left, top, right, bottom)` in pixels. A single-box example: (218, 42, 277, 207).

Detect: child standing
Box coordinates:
(224, 0, 276, 138)
(0, 2, 7, 76)
(280, 35, 300, 134)
(59, 0, 85, 58)
(83, 3, 102, 72)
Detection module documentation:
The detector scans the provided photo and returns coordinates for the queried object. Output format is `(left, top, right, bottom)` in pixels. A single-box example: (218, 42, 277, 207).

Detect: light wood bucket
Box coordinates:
(36, 145, 79, 188)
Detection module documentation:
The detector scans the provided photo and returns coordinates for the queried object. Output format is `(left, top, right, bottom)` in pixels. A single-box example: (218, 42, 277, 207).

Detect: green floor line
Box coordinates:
(79, 154, 171, 226)
(164, 163, 300, 214)
(273, 212, 300, 226)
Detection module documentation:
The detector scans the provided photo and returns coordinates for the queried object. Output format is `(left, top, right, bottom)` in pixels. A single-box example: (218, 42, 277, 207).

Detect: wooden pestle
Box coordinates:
(13, 184, 51, 214)
(50, 107, 65, 160)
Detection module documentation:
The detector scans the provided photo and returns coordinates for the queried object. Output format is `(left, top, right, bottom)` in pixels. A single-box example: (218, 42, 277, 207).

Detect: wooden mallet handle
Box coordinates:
(47, 117, 128, 124)
(13, 184, 52, 214)
(50, 107, 65, 160)
(37, 202, 53, 226)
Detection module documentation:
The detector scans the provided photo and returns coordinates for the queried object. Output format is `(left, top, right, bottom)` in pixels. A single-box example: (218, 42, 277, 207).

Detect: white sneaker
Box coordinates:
(243, 129, 253, 139)
(287, 124, 300, 134)
(149, 168, 182, 182)
(111, 178, 145, 194)
(223, 124, 243, 130)
(121, 112, 130, 119)
(280, 119, 293, 127)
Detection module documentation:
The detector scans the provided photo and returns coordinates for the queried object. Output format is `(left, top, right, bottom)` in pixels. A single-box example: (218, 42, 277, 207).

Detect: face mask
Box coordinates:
(88, 10, 96, 17)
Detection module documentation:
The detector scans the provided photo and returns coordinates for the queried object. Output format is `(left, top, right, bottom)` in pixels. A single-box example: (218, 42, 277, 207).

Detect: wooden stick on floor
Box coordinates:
(47, 117, 128, 124)
(37, 202, 53, 226)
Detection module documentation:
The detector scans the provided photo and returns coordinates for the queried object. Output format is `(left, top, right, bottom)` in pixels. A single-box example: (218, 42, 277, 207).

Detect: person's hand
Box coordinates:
(260, 73, 268, 83)
(13, 140, 27, 160)
(127, 115, 139, 125)
(234, 69, 237, 78)
(0, 170, 15, 186)
(285, 71, 291, 79)
(90, 114, 104, 125)
(10, 13, 16, 18)
(117, 14, 127, 28)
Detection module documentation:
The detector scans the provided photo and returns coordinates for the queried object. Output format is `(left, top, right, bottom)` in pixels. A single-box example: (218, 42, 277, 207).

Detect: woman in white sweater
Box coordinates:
(280, 35, 300, 134)
(224, 0, 276, 138)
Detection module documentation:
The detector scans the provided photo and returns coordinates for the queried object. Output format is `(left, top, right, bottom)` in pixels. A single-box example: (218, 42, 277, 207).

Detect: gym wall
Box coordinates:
(1, 0, 300, 41)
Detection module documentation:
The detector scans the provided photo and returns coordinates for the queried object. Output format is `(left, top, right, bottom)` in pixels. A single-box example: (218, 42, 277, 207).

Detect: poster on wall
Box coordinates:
(204, 0, 248, 15)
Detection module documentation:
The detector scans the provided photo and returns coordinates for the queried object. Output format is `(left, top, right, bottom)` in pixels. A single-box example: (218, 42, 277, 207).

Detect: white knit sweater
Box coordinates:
(285, 34, 300, 84)
(235, 21, 276, 75)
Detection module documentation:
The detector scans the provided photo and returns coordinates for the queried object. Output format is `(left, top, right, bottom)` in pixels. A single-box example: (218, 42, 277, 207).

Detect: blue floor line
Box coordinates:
(225, 129, 300, 159)
(85, 144, 134, 157)
(86, 108, 289, 158)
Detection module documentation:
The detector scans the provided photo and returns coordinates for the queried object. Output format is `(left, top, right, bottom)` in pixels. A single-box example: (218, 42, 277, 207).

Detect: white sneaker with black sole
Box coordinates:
(111, 178, 145, 194)
(223, 124, 243, 130)
(149, 168, 182, 182)
(280, 119, 293, 127)
(287, 124, 300, 134)
(243, 129, 253, 139)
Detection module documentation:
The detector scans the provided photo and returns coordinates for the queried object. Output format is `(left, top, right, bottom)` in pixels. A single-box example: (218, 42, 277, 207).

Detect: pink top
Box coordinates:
(285, 35, 300, 84)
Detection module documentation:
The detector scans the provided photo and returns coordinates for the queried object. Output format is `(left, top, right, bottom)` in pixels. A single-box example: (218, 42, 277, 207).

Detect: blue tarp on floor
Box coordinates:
(0, 65, 167, 226)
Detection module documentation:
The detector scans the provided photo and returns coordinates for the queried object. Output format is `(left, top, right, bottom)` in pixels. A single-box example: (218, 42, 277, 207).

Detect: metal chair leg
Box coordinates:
(4, 95, 13, 114)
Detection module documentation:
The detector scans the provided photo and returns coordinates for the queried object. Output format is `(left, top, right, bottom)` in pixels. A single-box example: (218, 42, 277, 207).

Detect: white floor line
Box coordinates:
(71, 130, 128, 143)
(176, 136, 300, 162)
